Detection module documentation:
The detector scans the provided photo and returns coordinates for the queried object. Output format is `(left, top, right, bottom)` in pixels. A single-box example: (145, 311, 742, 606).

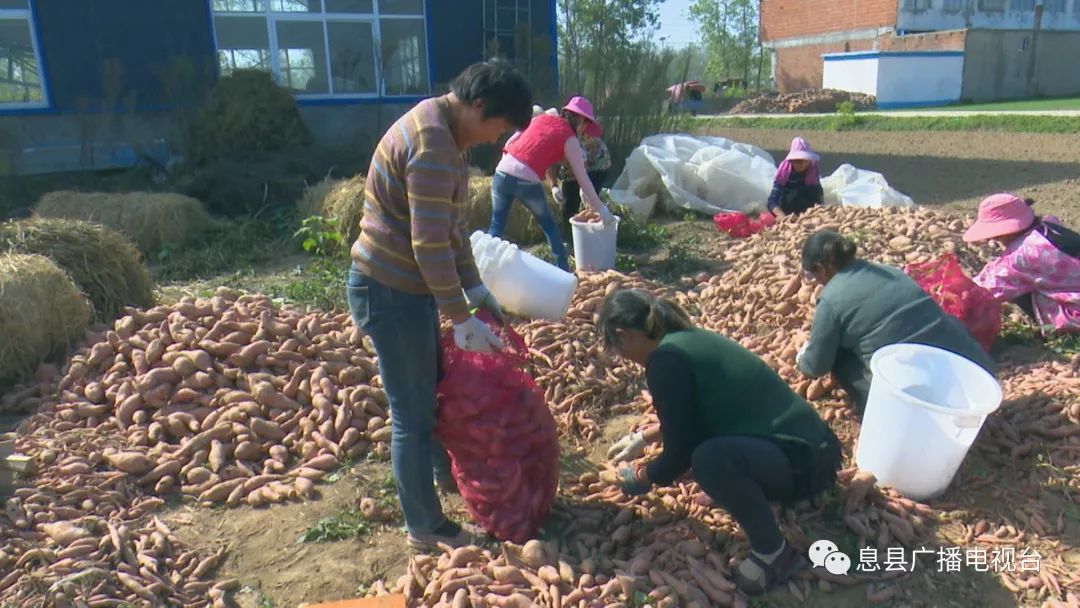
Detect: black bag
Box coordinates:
(1036, 221, 1080, 259)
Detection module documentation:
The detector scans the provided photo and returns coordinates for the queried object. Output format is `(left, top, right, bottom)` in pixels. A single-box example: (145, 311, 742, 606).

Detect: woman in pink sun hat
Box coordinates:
(767, 137, 824, 218)
(489, 95, 615, 271)
(964, 193, 1080, 334)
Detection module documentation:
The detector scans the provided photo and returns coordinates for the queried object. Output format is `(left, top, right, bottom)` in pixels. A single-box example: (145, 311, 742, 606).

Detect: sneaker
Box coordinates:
(406, 520, 479, 552)
(733, 543, 808, 596)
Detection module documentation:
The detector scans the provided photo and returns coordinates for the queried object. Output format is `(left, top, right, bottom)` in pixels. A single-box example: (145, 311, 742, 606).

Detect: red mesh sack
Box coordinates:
(435, 313, 559, 542)
(714, 211, 775, 238)
(904, 254, 1002, 351)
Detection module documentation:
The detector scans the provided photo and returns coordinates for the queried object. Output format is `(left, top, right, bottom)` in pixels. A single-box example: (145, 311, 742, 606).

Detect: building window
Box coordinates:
(1043, 0, 1066, 12)
(943, 0, 965, 12)
(903, 0, 932, 8)
(978, 0, 1006, 10)
(1074, 0, 1080, 15)
(1009, 0, 1034, 10)
(0, 0, 46, 108)
(211, 0, 428, 98)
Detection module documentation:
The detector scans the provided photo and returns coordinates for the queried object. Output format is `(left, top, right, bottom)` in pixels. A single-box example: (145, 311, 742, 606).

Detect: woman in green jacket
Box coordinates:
(598, 289, 842, 595)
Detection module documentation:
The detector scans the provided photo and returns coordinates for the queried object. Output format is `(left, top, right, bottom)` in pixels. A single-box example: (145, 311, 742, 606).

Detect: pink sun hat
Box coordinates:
(785, 137, 820, 162)
(562, 96, 602, 137)
(963, 193, 1036, 243)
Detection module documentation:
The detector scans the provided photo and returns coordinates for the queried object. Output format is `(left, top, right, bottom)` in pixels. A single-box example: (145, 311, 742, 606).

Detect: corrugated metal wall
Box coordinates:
(32, 0, 216, 111)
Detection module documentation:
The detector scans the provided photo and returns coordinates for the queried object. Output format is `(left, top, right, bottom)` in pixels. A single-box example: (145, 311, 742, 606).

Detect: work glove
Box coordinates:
(619, 465, 651, 497)
(607, 431, 647, 463)
(465, 285, 506, 325)
(597, 204, 616, 227)
(795, 342, 809, 367)
(552, 186, 566, 205)
(453, 316, 506, 353)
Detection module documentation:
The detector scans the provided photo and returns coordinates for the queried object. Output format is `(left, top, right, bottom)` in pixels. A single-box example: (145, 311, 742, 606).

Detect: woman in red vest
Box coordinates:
(490, 96, 615, 271)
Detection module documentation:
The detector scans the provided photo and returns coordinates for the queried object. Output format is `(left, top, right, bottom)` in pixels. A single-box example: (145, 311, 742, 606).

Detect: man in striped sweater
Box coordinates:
(346, 61, 533, 550)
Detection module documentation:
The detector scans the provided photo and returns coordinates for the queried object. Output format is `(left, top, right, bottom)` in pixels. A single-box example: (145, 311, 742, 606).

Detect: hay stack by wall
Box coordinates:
(0, 253, 91, 385)
(463, 175, 547, 245)
(34, 191, 210, 255)
(0, 218, 154, 321)
(298, 176, 344, 219)
(322, 175, 366, 246)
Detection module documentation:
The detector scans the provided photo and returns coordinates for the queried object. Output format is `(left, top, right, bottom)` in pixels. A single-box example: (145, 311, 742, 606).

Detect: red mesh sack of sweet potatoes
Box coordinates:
(905, 254, 1001, 351)
(435, 314, 559, 542)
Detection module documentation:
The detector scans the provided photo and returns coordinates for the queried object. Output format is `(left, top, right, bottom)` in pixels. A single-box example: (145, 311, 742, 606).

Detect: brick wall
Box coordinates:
(761, 0, 898, 41)
(773, 30, 969, 93)
(775, 40, 875, 92)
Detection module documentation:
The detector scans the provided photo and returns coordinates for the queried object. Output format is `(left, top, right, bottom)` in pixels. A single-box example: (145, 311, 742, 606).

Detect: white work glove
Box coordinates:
(552, 186, 566, 205)
(795, 342, 809, 367)
(597, 204, 616, 227)
(607, 431, 647, 463)
(464, 285, 506, 325)
(453, 316, 506, 353)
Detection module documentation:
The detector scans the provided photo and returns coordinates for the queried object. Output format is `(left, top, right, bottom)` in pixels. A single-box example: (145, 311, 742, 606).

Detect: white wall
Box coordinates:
(897, 1, 1080, 33)
(822, 53, 880, 96)
(822, 51, 965, 107)
(876, 52, 965, 107)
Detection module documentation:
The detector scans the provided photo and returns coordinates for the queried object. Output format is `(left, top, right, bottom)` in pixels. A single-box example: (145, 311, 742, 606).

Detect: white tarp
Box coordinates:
(607, 134, 913, 219)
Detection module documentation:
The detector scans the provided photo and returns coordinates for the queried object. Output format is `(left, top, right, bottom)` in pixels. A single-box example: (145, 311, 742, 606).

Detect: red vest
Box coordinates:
(504, 114, 575, 178)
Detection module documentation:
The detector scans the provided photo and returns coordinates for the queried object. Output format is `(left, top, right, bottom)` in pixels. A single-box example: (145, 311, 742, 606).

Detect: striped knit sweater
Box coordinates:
(351, 97, 481, 323)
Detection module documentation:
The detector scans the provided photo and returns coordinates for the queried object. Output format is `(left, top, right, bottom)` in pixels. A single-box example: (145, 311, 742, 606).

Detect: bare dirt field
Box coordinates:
(702, 127, 1080, 228)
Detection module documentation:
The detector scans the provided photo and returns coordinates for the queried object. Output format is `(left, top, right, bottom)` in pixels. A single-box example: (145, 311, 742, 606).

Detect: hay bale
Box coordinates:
(0, 253, 91, 385)
(298, 177, 344, 219)
(464, 175, 547, 245)
(189, 69, 310, 166)
(34, 191, 210, 255)
(0, 218, 154, 321)
(322, 174, 366, 245)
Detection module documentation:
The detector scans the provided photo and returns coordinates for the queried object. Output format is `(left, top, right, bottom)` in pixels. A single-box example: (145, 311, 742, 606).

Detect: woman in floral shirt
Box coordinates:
(963, 193, 1080, 334)
(553, 130, 611, 230)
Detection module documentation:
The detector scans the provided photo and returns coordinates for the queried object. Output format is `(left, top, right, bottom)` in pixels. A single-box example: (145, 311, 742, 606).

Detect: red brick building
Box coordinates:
(761, 0, 1080, 100)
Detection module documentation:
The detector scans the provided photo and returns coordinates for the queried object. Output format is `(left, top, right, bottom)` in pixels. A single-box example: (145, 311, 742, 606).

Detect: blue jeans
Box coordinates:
(345, 267, 453, 535)
(489, 171, 569, 271)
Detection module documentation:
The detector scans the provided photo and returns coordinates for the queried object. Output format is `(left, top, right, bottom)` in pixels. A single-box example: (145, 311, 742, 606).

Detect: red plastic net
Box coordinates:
(713, 211, 776, 238)
(905, 254, 1002, 351)
(435, 313, 559, 542)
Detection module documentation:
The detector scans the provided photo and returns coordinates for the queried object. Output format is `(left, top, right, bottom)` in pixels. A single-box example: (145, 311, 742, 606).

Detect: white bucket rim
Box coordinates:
(569, 215, 621, 230)
(869, 343, 1002, 418)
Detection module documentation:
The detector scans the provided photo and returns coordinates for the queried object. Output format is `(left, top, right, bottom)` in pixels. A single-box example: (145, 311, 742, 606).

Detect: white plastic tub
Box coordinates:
(570, 216, 620, 271)
(469, 231, 577, 320)
(855, 343, 1002, 500)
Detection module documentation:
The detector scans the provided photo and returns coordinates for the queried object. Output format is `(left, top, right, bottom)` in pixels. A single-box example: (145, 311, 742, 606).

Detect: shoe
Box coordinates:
(733, 543, 808, 595)
(406, 520, 480, 552)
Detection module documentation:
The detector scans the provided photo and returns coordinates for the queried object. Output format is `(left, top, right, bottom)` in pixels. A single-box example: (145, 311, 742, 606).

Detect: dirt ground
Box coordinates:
(700, 127, 1080, 229)
(150, 129, 1080, 608)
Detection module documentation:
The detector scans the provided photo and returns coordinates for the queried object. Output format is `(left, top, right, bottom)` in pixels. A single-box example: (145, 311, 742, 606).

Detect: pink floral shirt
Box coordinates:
(974, 216, 1080, 333)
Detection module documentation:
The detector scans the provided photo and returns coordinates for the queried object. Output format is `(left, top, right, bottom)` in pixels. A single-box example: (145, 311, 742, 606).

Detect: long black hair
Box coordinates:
(801, 229, 858, 272)
(597, 289, 693, 349)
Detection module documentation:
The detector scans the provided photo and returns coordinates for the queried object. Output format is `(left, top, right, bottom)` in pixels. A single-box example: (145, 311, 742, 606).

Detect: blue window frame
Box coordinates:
(0, 0, 47, 109)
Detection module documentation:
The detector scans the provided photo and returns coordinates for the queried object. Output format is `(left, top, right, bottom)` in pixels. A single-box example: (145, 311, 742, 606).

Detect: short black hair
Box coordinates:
(802, 229, 857, 272)
(450, 61, 533, 130)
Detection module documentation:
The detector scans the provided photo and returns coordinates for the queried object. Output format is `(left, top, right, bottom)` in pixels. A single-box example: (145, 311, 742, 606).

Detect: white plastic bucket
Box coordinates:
(855, 343, 1002, 500)
(469, 231, 577, 320)
(570, 216, 620, 271)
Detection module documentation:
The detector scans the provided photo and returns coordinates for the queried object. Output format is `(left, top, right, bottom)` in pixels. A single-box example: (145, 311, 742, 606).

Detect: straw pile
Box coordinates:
(189, 69, 310, 166)
(0, 218, 154, 321)
(34, 191, 211, 255)
(463, 175, 546, 245)
(298, 176, 344, 219)
(0, 253, 91, 385)
(321, 174, 366, 246)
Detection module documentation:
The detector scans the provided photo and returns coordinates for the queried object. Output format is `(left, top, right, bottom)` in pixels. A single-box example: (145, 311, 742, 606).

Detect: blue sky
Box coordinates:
(655, 0, 698, 48)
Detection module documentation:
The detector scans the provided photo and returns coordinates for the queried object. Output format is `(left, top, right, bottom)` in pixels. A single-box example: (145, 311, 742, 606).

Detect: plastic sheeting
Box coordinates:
(607, 134, 913, 218)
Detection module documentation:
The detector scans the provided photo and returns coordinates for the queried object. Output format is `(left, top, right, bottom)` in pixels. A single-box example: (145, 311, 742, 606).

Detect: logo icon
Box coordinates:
(809, 539, 851, 576)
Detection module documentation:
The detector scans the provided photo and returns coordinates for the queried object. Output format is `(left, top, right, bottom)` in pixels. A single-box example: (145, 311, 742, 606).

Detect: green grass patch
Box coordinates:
(271, 257, 348, 312)
(152, 209, 297, 282)
(697, 114, 1080, 134)
(894, 96, 1080, 112)
(296, 508, 370, 543)
(996, 319, 1080, 358)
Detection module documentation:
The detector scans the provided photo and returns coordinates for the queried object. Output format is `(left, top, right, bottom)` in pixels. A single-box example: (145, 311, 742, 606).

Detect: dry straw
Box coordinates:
(0, 253, 91, 384)
(463, 175, 546, 245)
(0, 218, 154, 321)
(35, 191, 211, 255)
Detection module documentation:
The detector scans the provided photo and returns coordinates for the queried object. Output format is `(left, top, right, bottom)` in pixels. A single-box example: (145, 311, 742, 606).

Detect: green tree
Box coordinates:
(688, 0, 769, 90)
